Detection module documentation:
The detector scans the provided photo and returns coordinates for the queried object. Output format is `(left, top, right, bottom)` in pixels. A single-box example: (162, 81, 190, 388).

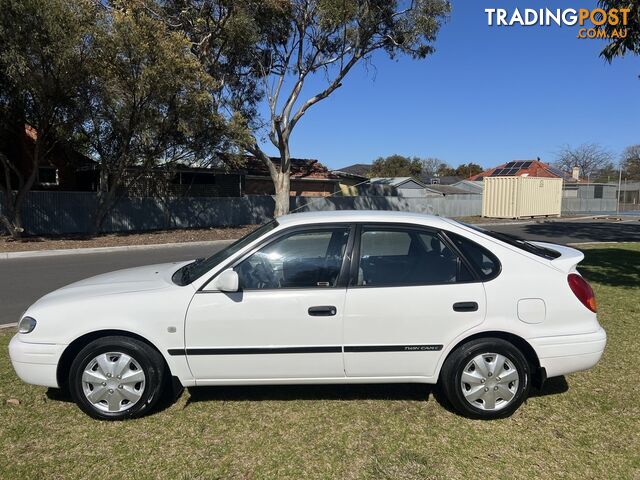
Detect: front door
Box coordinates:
(343, 225, 487, 379)
(185, 225, 352, 383)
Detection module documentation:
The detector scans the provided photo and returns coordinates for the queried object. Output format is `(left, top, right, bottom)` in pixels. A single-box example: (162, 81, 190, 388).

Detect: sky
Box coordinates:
(257, 0, 640, 171)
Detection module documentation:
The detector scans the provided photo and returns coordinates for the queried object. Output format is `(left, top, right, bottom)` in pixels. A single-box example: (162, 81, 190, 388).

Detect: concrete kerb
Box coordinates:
(0, 239, 232, 260)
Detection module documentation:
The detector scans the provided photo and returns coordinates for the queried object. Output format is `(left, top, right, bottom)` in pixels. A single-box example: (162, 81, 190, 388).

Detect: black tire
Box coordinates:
(440, 337, 531, 419)
(68, 336, 166, 420)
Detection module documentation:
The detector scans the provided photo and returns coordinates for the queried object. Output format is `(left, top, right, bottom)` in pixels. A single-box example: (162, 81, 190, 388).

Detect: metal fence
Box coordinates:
(0, 191, 483, 235)
(561, 198, 617, 214)
(2, 190, 634, 236)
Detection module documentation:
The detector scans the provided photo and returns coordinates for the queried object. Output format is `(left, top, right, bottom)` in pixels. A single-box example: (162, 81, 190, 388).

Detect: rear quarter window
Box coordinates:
(447, 232, 501, 280)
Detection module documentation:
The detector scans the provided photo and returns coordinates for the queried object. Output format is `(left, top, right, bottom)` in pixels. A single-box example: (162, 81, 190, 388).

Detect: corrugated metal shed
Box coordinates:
(483, 177, 563, 219)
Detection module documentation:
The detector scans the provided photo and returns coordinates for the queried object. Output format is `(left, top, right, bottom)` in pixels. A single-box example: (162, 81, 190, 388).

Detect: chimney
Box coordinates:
(572, 166, 580, 181)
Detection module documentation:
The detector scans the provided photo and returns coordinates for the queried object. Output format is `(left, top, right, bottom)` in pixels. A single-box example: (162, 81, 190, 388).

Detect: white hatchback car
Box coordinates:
(9, 211, 606, 420)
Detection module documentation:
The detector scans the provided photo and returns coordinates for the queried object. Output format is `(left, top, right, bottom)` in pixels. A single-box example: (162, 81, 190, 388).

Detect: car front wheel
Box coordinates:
(68, 336, 166, 420)
(440, 338, 531, 419)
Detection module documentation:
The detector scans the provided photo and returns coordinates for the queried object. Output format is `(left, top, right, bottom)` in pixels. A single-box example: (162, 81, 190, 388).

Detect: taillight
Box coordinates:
(568, 273, 597, 313)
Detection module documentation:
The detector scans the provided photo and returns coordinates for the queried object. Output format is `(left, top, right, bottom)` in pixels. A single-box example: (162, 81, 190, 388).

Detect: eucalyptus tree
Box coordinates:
(82, 0, 225, 233)
(370, 155, 423, 179)
(168, 0, 451, 216)
(598, 0, 639, 63)
(0, 0, 96, 238)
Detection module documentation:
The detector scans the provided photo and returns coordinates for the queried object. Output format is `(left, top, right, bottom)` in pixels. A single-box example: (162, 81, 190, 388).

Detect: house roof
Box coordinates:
(452, 180, 484, 193)
(370, 177, 427, 188)
(242, 156, 339, 180)
(335, 163, 372, 177)
(424, 184, 477, 195)
(420, 175, 464, 185)
(20, 124, 96, 169)
(78, 155, 338, 181)
(468, 159, 577, 182)
(331, 169, 369, 181)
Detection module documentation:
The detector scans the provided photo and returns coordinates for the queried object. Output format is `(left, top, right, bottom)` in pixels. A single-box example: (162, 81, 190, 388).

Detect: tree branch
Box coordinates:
(288, 53, 360, 132)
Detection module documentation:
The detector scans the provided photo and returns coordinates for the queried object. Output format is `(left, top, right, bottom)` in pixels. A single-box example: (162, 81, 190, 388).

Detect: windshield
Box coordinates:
(172, 220, 278, 286)
(458, 222, 561, 260)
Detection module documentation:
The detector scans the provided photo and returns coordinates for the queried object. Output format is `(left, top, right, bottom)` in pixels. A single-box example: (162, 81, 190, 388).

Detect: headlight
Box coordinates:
(18, 316, 37, 334)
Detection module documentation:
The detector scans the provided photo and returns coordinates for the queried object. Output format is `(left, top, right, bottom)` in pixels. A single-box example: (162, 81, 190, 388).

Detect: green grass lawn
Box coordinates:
(1, 244, 639, 479)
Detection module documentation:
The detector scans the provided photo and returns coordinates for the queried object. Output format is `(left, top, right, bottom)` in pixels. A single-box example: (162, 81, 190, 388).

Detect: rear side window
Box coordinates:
(448, 232, 500, 280)
(356, 228, 473, 286)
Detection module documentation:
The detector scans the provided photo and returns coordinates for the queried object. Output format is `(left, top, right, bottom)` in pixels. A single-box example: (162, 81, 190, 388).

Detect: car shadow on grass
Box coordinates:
(184, 376, 569, 411)
(186, 383, 434, 404)
(44, 376, 568, 416)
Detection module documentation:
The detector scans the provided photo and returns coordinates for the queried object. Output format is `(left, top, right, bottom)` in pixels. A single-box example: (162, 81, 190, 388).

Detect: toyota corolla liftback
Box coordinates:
(9, 211, 606, 420)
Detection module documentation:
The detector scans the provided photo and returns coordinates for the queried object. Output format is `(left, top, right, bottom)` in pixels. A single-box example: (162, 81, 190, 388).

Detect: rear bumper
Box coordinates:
(8, 334, 64, 388)
(530, 327, 607, 378)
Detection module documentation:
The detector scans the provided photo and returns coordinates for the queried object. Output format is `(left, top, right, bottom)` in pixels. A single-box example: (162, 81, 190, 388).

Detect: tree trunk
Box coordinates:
(247, 141, 292, 217)
(10, 170, 37, 239)
(0, 189, 21, 239)
(90, 164, 114, 236)
(273, 171, 290, 217)
(272, 135, 291, 217)
(0, 210, 22, 239)
(0, 140, 40, 239)
(91, 189, 117, 236)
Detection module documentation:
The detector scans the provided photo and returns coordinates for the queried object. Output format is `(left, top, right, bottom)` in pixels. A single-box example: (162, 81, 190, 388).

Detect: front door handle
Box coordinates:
(453, 301, 478, 312)
(308, 306, 337, 316)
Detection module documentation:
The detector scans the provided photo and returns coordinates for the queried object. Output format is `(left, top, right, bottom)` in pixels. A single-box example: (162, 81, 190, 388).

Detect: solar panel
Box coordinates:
(521, 161, 532, 168)
(547, 166, 569, 178)
(492, 168, 519, 176)
(504, 162, 516, 168)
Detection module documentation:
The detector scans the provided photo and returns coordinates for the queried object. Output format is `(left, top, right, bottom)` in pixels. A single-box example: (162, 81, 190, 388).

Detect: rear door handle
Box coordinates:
(308, 306, 337, 316)
(453, 301, 478, 312)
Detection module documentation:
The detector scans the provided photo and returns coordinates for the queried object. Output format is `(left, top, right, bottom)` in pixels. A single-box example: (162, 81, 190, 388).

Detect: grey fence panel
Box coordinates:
(562, 198, 617, 214)
(290, 195, 482, 217)
(21, 191, 95, 235)
(3, 189, 630, 236)
(2, 191, 484, 235)
(167, 196, 275, 228)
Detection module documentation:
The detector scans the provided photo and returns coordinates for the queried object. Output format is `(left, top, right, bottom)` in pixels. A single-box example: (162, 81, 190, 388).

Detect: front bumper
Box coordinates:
(8, 334, 65, 388)
(530, 327, 607, 378)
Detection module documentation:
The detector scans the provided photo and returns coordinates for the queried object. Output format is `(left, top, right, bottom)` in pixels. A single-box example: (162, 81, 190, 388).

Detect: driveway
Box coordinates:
(2, 217, 639, 326)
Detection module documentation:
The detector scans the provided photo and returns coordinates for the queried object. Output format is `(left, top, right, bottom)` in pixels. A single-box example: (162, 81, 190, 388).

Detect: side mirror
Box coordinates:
(206, 269, 239, 292)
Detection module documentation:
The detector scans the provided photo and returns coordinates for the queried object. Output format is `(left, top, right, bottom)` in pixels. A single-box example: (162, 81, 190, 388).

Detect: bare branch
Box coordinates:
(288, 52, 361, 132)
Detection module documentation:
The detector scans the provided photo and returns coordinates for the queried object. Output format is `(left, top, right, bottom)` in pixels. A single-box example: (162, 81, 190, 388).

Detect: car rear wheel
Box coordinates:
(440, 338, 531, 419)
(69, 336, 166, 420)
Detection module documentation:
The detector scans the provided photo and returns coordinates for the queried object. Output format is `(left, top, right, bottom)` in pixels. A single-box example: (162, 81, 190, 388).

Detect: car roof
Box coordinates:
(275, 210, 454, 229)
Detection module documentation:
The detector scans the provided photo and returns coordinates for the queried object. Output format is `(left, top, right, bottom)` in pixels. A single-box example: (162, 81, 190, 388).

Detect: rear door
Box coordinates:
(343, 224, 488, 379)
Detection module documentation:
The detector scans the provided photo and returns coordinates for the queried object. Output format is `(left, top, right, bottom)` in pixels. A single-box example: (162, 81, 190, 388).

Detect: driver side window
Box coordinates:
(235, 228, 350, 290)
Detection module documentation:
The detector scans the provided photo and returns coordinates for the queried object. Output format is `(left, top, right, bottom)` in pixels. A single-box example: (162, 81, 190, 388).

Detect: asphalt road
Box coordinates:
(486, 217, 640, 244)
(0, 243, 228, 326)
(1, 218, 639, 326)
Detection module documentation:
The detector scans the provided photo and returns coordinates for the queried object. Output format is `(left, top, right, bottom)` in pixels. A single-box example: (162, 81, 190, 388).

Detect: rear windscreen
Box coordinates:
(462, 224, 561, 260)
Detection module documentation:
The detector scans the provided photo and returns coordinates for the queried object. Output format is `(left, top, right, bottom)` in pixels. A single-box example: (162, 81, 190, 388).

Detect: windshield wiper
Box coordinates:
(178, 257, 205, 285)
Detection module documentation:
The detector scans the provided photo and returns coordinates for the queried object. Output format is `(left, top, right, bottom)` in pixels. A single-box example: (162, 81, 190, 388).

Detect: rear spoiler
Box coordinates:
(530, 241, 585, 273)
